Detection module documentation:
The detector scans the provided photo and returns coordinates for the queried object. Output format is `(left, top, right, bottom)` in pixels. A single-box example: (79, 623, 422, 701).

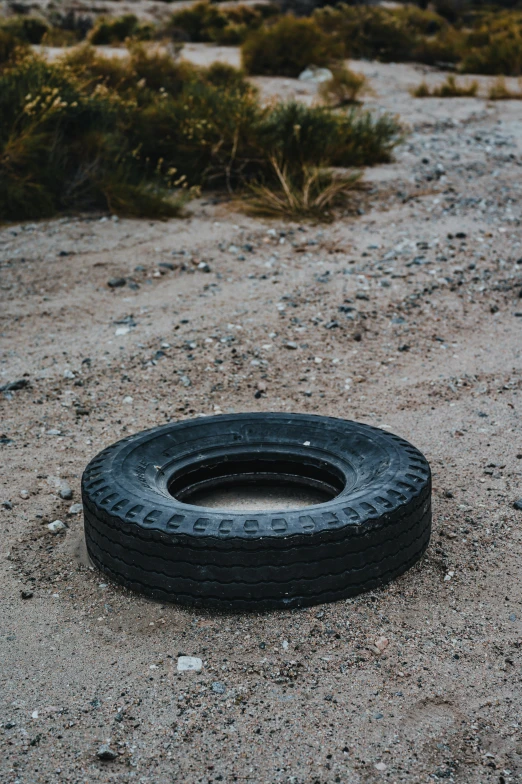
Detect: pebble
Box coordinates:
(285, 341, 298, 350)
(513, 499, 522, 511)
(123, 396, 133, 404)
(177, 656, 202, 672)
(375, 762, 387, 772)
(97, 745, 118, 761)
(59, 483, 73, 501)
(108, 277, 126, 288)
(211, 682, 226, 694)
(21, 590, 33, 599)
(47, 520, 66, 534)
(20, 489, 29, 499)
(2, 501, 13, 509)
(198, 262, 211, 273)
(69, 503, 82, 514)
(46, 429, 61, 436)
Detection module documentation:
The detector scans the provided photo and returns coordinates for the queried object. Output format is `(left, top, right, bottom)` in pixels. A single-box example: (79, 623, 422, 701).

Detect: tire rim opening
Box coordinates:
(168, 455, 345, 511)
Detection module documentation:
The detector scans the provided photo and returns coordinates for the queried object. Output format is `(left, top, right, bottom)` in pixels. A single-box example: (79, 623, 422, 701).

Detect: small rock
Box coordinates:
(374, 636, 389, 653)
(122, 396, 133, 404)
(21, 590, 33, 599)
(20, 489, 29, 499)
(46, 429, 61, 436)
(47, 520, 66, 534)
(285, 341, 298, 350)
(2, 501, 13, 510)
(97, 745, 118, 761)
(63, 369, 75, 379)
(177, 656, 202, 672)
(375, 762, 387, 772)
(180, 375, 191, 388)
(197, 262, 211, 273)
(108, 278, 126, 288)
(298, 65, 333, 83)
(59, 483, 73, 501)
(513, 499, 522, 511)
(212, 682, 226, 694)
(0, 379, 30, 392)
(509, 613, 517, 621)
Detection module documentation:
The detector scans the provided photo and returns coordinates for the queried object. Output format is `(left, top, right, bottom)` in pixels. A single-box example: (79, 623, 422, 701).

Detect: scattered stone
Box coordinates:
(197, 262, 211, 273)
(69, 503, 82, 515)
(0, 379, 30, 392)
(46, 429, 61, 436)
(298, 65, 333, 83)
(20, 489, 29, 499)
(180, 375, 191, 388)
(375, 762, 387, 772)
(21, 590, 33, 599)
(285, 341, 298, 350)
(47, 520, 66, 534)
(212, 682, 226, 694)
(2, 501, 13, 510)
(59, 483, 73, 501)
(177, 656, 202, 672)
(513, 499, 522, 511)
(97, 745, 118, 761)
(108, 278, 126, 288)
(123, 396, 133, 404)
(509, 613, 517, 621)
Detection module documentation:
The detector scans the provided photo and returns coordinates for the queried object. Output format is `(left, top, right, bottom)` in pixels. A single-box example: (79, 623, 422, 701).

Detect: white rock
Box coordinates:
(123, 396, 133, 404)
(63, 370, 75, 379)
(47, 520, 66, 534)
(375, 762, 387, 772)
(115, 326, 131, 336)
(20, 489, 29, 499)
(69, 503, 82, 514)
(298, 66, 333, 83)
(177, 656, 202, 672)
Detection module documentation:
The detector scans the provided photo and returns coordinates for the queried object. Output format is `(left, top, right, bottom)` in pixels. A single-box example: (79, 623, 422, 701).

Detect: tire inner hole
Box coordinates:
(168, 455, 346, 511)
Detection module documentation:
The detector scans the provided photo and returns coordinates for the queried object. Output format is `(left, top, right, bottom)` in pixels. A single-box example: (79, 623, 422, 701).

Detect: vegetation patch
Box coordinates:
(0, 44, 401, 222)
(412, 74, 478, 97)
(241, 15, 342, 77)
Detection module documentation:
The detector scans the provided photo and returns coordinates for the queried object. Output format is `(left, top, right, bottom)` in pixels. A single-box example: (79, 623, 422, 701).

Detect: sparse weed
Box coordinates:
(412, 74, 478, 97)
(318, 65, 367, 107)
(488, 75, 522, 99)
(247, 158, 361, 220)
(88, 15, 154, 46)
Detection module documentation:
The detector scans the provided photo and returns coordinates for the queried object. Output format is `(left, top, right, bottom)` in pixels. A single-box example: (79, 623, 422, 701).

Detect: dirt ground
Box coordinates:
(1, 54, 522, 784)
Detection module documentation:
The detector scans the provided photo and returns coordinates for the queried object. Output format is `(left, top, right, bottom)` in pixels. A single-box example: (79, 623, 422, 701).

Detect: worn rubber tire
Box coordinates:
(82, 413, 431, 610)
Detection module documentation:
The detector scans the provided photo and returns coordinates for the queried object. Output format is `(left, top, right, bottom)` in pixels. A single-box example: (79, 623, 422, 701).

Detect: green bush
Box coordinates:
(164, 2, 275, 45)
(0, 46, 402, 221)
(460, 12, 522, 75)
(0, 29, 27, 66)
(242, 15, 342, 77)
(88, 15, 154, 45)
(314, 5, 448, 63)
(0, 15, 49, 44)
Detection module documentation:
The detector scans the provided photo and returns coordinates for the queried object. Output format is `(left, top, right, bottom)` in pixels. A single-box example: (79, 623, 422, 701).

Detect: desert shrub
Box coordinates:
(0, 15, 49, 44)
(241, 15, 342, 77)
(0, 29, 27, 65)
(314, 5, 448, 63)
(412, 74, 478, 96)
(88, 15, 153, 45)
(460, 12, 522, 75)
(318, 65, 366, 106)
(247, 162, 361, 220)
(164, 2, 274, 45)
(0, 47, 401, 221)
(0, 53, 185, 220)
(257, 101, 401, 170)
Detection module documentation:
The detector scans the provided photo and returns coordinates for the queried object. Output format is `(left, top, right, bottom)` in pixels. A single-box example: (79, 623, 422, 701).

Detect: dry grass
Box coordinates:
(247, 157, 361, 220)
(488, 76, 522, 99)
(318, 65, 367, 107)
(411, 75, 478, 97)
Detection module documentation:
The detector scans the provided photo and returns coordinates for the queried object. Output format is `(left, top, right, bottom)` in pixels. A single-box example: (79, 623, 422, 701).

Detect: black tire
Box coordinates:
(82, 413, 431, 610)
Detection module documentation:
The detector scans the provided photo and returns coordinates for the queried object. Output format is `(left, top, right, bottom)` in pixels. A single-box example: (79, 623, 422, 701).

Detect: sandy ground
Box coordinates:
(1, 56, 522, 784)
